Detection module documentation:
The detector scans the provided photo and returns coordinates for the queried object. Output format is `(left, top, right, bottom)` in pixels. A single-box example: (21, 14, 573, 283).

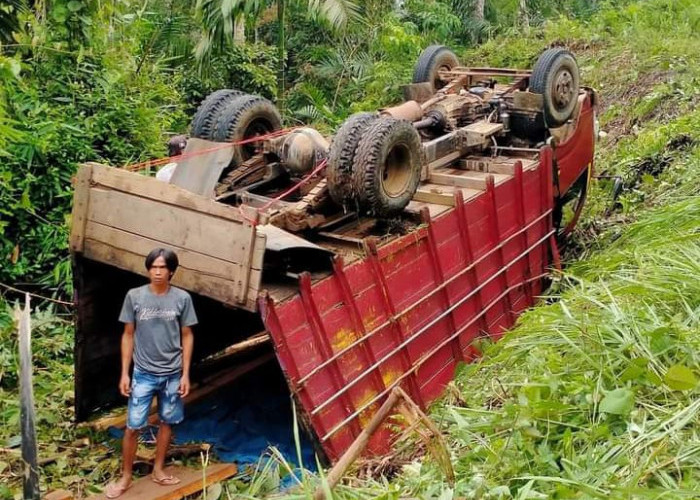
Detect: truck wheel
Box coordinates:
(190, 89, 245, 140)
(530, 48, 580, 127)
(214, 94, 282, 166)
(352, 117, 422, 217)
(413, 45, 460, 93)
(327, 112, 379, 206)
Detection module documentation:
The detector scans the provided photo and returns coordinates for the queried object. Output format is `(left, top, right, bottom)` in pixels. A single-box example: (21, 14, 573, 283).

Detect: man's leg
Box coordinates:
(152, 372, 184, 484)
(116, 428, 139, 487)
(152, 422, 172, 481)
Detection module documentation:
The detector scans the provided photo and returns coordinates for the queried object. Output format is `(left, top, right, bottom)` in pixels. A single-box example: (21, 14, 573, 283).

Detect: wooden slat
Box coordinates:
(87, 188, 252, 265)
(89, 464, 238, 500)
(82, 239, 259, 311)
(430, 172, 487, 190)
(413, 183, 483, 206)
(69, 165, 93, 252)
(87, 163, 245, 223)
(404, 200, 452, 218)
(86, 222, 262, 274)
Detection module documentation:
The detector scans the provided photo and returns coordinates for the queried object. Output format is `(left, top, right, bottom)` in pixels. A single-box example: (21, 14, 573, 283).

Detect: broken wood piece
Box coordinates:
(313, 388, 403, 500)
(88, 463, 238, 500)
(394, 387, 454, 486)
(44, 490, 74, 500)
(135, 443, 211, 463)
(200, 333, 271, 366)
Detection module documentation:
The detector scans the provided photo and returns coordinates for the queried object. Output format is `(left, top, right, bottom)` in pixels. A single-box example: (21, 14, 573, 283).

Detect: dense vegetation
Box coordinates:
(3, 0, 700, 497)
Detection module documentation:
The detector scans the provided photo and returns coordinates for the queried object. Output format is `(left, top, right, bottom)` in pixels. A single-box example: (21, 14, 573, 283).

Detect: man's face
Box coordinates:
(148, 256, 170, 284)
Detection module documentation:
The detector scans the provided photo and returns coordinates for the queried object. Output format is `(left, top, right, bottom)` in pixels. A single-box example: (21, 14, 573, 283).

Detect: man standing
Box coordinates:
(106, 248, 197, 498)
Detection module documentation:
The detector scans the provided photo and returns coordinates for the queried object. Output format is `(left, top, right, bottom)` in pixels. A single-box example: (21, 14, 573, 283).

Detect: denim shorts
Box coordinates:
(127, 368, 184, 429)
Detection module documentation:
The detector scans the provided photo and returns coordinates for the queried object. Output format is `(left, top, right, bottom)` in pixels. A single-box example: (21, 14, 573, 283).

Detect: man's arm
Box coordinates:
(179, 326, 193, 397)
(119, 322, 135, 397)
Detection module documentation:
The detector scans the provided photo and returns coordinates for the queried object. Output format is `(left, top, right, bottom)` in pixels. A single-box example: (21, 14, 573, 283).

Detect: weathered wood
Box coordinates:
(430, 171, 488, 190)
(426, 151, 462, 172)
(313, 388, 402, 500)
(87, 188, 252, 265)
(200, 332, 271, 365)
(86, 222, 262, 275)
(44, 490, 74, 500)
(87, 163, 245, 223)
(89, 464, 238, 500)
(69, 165, 93, 252)
(414, 179, 484, 206)
(82, 239, 260, 311)
(135, 443, 211, 463)
(17, 295, 40, 500)
(87, 353, 275, 430)
(395, 387, 455, 486)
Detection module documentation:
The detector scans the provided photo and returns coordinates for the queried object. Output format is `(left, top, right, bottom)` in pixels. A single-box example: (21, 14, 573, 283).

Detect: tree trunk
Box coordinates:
(519, 0, 529, 28)
(277, 0, 285, 112)
(234, 15, 245, 44)
(474, 0, 485, 21)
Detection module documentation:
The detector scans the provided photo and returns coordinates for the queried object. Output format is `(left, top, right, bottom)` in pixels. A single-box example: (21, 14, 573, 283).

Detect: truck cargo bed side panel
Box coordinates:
(262, 152, 556, 462)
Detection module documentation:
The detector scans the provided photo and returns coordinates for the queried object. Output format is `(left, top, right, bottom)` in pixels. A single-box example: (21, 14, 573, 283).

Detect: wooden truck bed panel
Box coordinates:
(70, 163, 265, 311)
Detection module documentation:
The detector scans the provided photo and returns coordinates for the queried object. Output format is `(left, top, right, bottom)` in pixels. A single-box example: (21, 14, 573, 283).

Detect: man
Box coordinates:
(105, 248, 197, 498)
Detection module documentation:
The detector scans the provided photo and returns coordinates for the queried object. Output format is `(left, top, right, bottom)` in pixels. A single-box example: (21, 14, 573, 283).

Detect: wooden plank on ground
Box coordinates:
(89, 463, 238, 500)
(87, 163, 244, 223)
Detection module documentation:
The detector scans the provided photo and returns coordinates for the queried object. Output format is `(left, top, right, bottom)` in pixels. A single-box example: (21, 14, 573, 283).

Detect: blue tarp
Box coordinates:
(109, 368, 316, 473)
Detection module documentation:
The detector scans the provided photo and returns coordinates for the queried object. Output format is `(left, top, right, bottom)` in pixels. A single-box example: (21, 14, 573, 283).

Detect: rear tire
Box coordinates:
(190, 89, 245, 140)
(413, 45, 460, 93)
(327, 112, 379, 206)
(530, 48, 580, 127)
(214, 94, 282, 166)
(352, 117, 422, 217)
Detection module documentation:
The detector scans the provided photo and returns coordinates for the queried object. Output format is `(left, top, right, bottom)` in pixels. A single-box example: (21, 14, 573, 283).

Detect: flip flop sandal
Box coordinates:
(105, 481, 132, 499)
(152, 475, 181, 486)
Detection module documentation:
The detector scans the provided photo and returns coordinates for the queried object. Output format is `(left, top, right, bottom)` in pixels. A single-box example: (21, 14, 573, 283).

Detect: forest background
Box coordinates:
(0, 0, 602, 296)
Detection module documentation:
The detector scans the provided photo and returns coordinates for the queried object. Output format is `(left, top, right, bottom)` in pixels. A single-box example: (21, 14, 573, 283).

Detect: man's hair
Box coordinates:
(145, 248, 179, 278)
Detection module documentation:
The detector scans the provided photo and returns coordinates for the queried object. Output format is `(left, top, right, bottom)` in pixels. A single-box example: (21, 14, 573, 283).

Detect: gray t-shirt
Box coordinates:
(119, 285, 198, 375)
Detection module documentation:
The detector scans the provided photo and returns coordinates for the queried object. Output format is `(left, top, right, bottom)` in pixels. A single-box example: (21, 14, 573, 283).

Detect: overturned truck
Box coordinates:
(71, 47, 596, 462)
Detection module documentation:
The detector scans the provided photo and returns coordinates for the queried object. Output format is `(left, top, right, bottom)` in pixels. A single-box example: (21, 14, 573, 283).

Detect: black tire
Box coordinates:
(213, 94, 282, 166)
(413, 45, 460, 93)
(190, 89, 245, 140)
(352, 117, 422, 217)
(327, 112, 379, 206)
(530, 48, 580, 127)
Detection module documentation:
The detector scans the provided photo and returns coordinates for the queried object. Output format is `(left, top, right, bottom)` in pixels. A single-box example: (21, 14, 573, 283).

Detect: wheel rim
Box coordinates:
(241, 118, 274, 159)
(381, 143, 412, 198)
(552, 68, 576, 111)
(434, 65, 452, 90)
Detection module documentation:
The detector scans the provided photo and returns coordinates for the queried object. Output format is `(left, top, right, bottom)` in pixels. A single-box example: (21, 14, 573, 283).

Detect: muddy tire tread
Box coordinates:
(327, 112, 379, 205)
(190, 89, 244, 140)
(352, 117, 422, 217)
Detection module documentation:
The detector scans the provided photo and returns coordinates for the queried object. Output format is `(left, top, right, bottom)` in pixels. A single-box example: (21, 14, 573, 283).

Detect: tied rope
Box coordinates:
(123, 127, 302, 172)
